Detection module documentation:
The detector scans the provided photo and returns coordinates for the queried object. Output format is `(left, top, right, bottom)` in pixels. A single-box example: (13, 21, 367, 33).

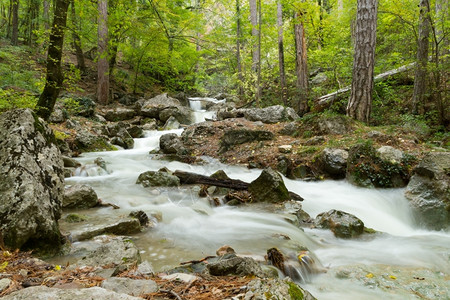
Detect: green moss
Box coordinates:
(287, 281, 304, 300)
(364, 227, 377, 234)
(54, 130, 70, 140)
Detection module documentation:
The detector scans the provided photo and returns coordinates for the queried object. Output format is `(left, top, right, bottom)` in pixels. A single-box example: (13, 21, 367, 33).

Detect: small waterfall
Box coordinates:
(188, 97, 224, 123)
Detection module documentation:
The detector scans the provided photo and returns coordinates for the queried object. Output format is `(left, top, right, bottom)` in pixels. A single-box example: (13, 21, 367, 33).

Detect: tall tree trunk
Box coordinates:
(35, 0, 70, 120)
(249, 0, 260, 105)
(412, 0, 430, 114)
(97, 0, 109, 105)
(236, 0, 244, 98)
(256, 0, 262, 104)
(70, 0, 85, 73)
(43, 0, 50, 31)
(346, 0, 378, 123)
(6, 0, 12, 38)
(11, 0, 18, 45)
(277, 0, 287, 106)
(294, 10, 309, 115)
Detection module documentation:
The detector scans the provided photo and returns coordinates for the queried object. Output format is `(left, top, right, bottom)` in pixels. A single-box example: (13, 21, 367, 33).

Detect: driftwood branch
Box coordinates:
(173, 170, 303, 201)
(316, 62, 416, 107)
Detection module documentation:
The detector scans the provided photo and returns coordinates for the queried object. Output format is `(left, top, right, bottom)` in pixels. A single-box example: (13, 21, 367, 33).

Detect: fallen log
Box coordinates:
(315, 62, 415, 107)
(173, 170, 303, 201)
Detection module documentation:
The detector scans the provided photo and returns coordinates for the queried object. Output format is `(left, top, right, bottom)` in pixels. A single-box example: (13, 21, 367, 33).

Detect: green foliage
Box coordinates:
(0, 89, 38, 113)
(287, 281, 304, 300)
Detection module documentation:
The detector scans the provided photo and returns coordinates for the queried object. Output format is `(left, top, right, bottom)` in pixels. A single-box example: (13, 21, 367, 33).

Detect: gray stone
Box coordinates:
(244, 278, 316, 300)
(136, 170, 180, 187)
(159, 133, 185, 154)
(0, 278, 11, 293)
(161, 273, 199, 283)
(2, 286, 141, 300)
(318, 148, 349, 179)
(0, 109, 64, 252)
(63, 156, 81, 168)
(207, 255, 264, 277)
(74, 129, 113, 152)
(405, 152, 450, 230)
(305, 136, 325, 145)
(278, 122, 299, 136)
(139, 93, 181, 118)
(218, 105, 299, 124)
(220, 129, 274, 151)
(249, 168, 290, 203)
(127, 126, 144, 138)
(133, 261, 154, 276)
(71, 218, 142, 241)
(101, 277, 158, 296)
(377, 146, 403, 163)
(63, 184, 99, 209)
(103, 107, 136, 121)
(163, 116, 181, 130)
(49, 108, 66, 123)
(311, 72, 328, 85)
(77, 236, 141, 269)
(314, 209, 364, 238)
(159, 106, 193, 124)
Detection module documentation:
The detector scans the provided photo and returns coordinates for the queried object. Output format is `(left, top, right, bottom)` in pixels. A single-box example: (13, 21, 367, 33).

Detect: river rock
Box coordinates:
(207, 255, 264, 277)
(73, 129, 114, 152)
(318, 148, 349, 179)
(139, 93, 181, 118)
(127, 125, 144, 138)
(0, 109, 64, 252)
(63, 156, 81, 168)
(103, 107, 136, 121)
(218, 105, 298, 124)
(76, 236, 141, 269)
(159, 106, 193, 125)
(1, 286, 141, 300)
(346, 143, 410, 188)
(279, 122, 299, 136)
(159, 133, 186, 154)
(63, 184, 99, 209)
(244, 278, 316, 300)
(220, 129, 274, 151)
(101, 277, 158, 296)
(49, 107, 67, 123)
(136, 170, 180, 187)
(70, 218, 142, 241)
(404, 152, 450, 230)
(110, 127, 134, 149)
(377, 146, 403, 163)
(0, 278, 11, 293)
(314, 209, 364, 238)
(249, 168, 290, 203)
(163, 116, 181, 130)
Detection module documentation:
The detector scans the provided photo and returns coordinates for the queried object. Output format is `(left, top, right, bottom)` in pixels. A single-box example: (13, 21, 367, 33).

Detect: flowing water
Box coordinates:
(62, 104, 450, 299)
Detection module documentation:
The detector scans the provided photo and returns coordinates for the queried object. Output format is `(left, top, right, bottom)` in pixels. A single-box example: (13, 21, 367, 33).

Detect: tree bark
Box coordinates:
(249, 0, 261, 105)
(11, 0, 18, 45)
(97, 0, 109, 105)
(43, 0, 50, 31)
(346, 0, 378, 123)
(294, 9, 309, 116)
(277, 0, 287, 106)
(412, 0, 430, 114)
(35, 0, 70, 120)
(70, 0, 86, 73)
(236, 0, 244, 98)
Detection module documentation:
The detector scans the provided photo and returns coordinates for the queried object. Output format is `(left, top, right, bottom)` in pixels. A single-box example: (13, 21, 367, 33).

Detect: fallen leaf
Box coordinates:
(366, 273, 374, 278)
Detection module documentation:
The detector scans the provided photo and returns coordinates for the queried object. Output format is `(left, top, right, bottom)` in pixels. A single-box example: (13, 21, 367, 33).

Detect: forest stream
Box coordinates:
(56, 100, 450, 300)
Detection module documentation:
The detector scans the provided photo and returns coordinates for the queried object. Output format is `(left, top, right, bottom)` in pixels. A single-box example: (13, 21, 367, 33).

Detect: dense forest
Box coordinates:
(0, 0, 448, 129)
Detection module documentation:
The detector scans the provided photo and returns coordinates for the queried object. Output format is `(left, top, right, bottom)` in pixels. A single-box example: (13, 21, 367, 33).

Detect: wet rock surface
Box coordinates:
(63, 184, 99, 209)
(249, 167, 291, 203)
(314, 209, 364, 238)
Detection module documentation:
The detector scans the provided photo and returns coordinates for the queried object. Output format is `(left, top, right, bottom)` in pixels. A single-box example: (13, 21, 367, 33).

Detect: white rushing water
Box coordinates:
(64, 105, 450, 299)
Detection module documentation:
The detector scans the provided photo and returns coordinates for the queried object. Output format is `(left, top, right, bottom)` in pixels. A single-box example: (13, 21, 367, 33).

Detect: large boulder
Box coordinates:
(404, 152, 450, 230)
(218, 105, 298, 124)
(139, 93, 180, 116)
(317, 148, 349, 179)
(159, 106, 193, 125)
(248, 168, 290, 203)
(103, 107, 136, 121)
(314, 209, 364, 238)
(2, 286, 141, 300)
(346, 143, 410, 188)
(0, 109, 64, 252)
(63, 184, 99, 209)
(73, 129, 115, 152)
(159, 133, 187, 155)
(220, 129, 274, 152)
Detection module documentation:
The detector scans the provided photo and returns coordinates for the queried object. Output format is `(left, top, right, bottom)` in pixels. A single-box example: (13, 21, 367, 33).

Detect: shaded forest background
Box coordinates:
(0, 0, 448, 134)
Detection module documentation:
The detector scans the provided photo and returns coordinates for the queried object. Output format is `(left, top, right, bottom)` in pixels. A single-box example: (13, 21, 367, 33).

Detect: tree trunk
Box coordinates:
(412, 0, 430, 114)
(70, 0, 86, 73)
(236, 0, 244, 98)
(249, 0, 260, 105)
(43, 0, 50, 31)
(294, 10, 309, 115)
(97, 0, 109, 105)
(256, 0, 262, 104)
(277, 0, 287, 106)
(11, 0, 18, 45)
(346, 0, 378, 123)
(35, 0, 70, 120)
